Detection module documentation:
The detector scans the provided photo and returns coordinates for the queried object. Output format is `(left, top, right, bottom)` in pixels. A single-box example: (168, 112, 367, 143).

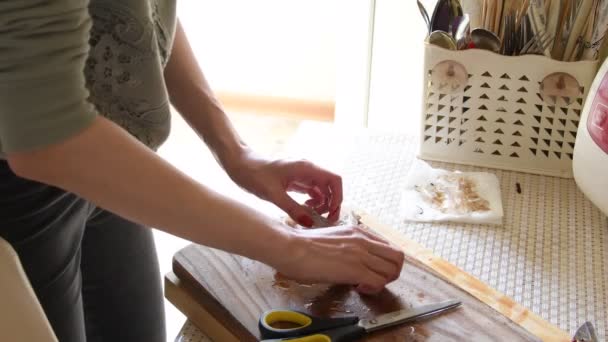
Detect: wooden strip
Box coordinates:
(164, 272, 248, 342)
(358, 212, 571, 342)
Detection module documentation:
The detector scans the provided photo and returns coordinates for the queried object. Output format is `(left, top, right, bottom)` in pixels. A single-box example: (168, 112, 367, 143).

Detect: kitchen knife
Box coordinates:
(572, 321, 598, 342)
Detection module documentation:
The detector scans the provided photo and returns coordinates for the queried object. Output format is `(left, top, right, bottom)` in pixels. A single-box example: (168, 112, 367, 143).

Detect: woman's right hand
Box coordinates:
(272, 225, 405, 295)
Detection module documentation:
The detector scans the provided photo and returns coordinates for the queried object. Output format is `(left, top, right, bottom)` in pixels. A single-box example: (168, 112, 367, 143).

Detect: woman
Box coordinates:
(0, 1, 404, 341)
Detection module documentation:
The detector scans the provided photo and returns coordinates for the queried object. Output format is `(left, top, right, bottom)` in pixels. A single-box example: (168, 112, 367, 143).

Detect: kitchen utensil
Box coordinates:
(513, 0, 532, 54)
(428, 30, 458, 50)
(310, 210, 331, 227)
(571, 0, 600, 61)
(501, 5, 517, 55)
(417, 0, 432, 35)
(471, 27, 502, 53)
(499, 0, 514, 40)
(431, 0, 449, 32)
(520, 30, 555, 55)
(447, 0, 464, 36)
(462, 0, 484, 29)
(454, 14, 472, 49)
(572, 322, 599, 342)
(258, 300, 463, 341)
(493, 0, 504, 35)
(581, 0, 608, 60)
(431, 0, 464, 36)
(545, 0, 562, 50)
(552, 0, 574, 59)
(574, 56, 608, 215)
(482, 0, 497, 31)
(517, 0, 531, 24)
(500, 0, 536, 55)
(528, 0, 553, 57)
(563, 0, 594, 60)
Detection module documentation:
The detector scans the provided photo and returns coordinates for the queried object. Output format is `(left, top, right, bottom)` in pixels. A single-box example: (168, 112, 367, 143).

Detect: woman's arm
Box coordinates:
(163, 21, 247, 172)
(8, 116, 402, 292)
(2, 2, 403, 293)
(8, 116, 290, 267)
(163, 21, 343, 223)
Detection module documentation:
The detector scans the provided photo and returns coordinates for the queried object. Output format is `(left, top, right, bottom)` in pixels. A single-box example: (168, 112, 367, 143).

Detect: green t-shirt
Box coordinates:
(0, 0, 177, 156)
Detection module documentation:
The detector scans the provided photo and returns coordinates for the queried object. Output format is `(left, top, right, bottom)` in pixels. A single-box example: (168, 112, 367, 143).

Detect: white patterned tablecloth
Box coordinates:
(175, 122, 608, 341)
(284, 122, 608, 341)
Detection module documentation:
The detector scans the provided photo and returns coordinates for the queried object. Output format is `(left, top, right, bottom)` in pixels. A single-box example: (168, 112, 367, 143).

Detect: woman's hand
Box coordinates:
(226, 150, 343, 227)
(274, 224, 405, 294)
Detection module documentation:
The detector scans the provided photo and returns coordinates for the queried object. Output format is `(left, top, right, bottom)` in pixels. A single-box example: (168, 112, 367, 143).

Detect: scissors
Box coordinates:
(258, 299, 462, 341)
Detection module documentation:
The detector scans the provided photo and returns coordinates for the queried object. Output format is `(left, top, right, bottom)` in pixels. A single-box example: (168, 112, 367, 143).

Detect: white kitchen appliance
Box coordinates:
(573, 57, 608, 215)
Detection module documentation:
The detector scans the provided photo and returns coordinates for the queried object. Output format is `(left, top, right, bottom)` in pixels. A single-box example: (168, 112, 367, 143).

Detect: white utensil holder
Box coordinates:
(420, 44, 599, 178)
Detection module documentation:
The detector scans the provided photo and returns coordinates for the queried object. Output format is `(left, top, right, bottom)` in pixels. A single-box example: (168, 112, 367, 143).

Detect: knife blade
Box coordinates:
(572, 322, 598, 342)
(310, 210, 331, 227)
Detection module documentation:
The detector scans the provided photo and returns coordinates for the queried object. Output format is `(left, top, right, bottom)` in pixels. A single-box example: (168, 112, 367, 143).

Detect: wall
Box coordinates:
(366, 0, 428, 134)
(177, 1, 337, 103)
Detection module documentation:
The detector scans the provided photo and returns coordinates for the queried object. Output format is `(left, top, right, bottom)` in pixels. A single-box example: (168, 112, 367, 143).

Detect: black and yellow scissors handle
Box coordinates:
(258, 309, 365, 342)
(258, 300, 462, 342)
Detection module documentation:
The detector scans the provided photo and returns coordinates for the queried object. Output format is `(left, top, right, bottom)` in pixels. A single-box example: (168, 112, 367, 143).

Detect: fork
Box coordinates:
(520, 30, 555, 55)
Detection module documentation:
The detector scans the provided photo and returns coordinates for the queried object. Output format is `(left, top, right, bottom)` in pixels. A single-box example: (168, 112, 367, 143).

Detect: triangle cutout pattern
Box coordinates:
(422, 74, 582, 165)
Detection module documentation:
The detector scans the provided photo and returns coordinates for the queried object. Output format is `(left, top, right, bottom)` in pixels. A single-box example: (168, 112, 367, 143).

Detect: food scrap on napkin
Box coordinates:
(400, 160, 503, 225)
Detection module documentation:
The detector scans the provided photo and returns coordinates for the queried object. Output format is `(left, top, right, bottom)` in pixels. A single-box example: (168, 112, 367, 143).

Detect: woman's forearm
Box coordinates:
(164, 20, 247, 171)
(7, 116, 291, 267)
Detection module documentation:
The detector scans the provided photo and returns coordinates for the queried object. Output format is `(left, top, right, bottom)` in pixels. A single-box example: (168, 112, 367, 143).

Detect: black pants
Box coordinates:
(0, 160, 165, 342)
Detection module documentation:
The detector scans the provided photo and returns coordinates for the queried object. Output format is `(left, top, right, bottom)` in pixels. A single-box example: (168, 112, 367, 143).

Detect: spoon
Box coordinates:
(470, 28, 502, 53)
(427, 30, 458, 50)
(447, 0, 464, 37)
(431, 0, 464, 36)
(417, 0, 431, 35)
(462, 0, 484, 30)
(454, 14, 471, 50)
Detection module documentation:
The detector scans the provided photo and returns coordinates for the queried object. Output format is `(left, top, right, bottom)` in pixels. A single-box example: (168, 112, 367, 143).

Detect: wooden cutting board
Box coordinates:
(166, 213, 571, 342)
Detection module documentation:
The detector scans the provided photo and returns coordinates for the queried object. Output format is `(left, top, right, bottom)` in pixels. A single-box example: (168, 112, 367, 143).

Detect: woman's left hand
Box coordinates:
(226, 150, 343, 227)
